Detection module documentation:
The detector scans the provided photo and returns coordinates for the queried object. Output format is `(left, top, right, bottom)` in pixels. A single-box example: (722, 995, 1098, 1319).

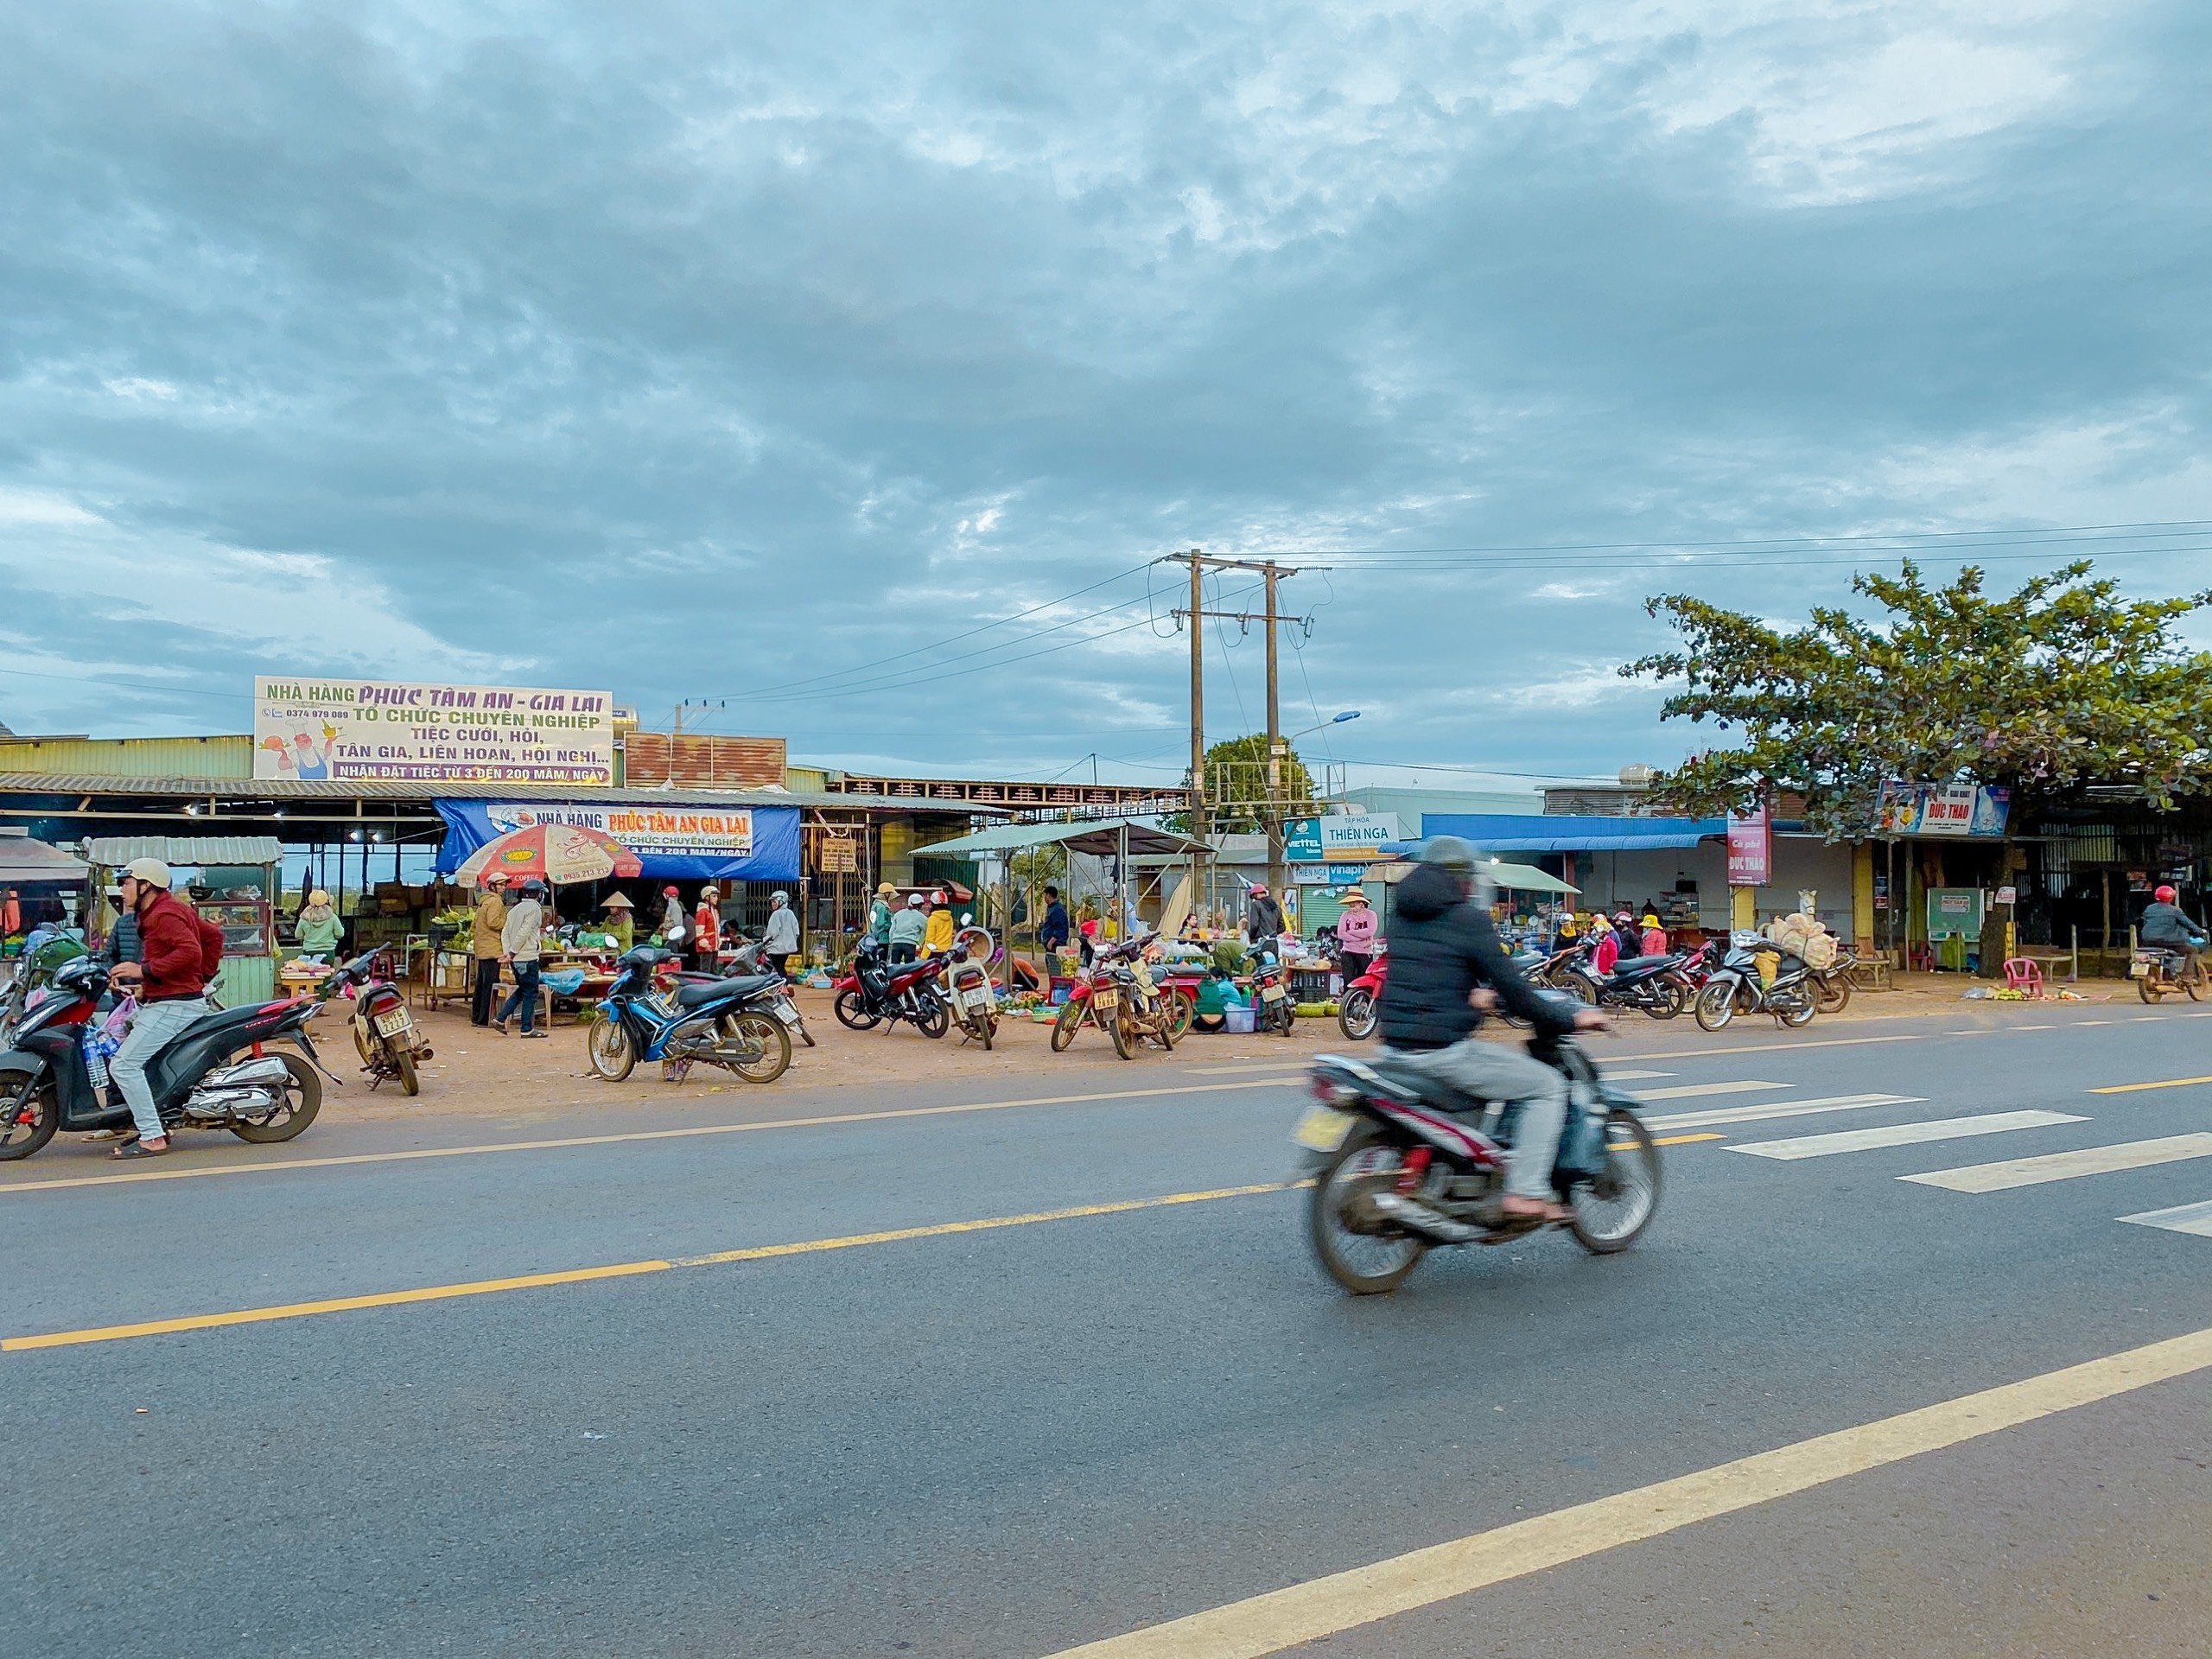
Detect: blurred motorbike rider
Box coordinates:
(1378, 836, 1605, 1224)
(2140, 884, 2207, 969)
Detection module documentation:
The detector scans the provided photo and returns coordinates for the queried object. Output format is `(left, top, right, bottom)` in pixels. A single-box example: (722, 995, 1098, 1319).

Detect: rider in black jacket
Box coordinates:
(1378, 837, 1605, 1223)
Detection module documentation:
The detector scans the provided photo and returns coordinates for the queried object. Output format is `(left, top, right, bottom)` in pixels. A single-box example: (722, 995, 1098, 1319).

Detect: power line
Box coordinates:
(1259, 519, 2212, 560)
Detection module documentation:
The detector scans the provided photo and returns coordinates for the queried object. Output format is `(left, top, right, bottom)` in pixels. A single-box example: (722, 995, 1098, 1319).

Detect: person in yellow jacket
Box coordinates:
(469, 874, 509, 1027)
(923, 889, 957, 957)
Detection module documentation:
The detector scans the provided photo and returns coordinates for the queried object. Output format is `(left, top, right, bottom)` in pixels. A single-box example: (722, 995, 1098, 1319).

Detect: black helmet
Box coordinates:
(1418, 835, 1480, 874)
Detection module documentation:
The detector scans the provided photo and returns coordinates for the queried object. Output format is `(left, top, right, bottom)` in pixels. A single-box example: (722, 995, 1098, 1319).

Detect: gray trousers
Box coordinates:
(112, 996, 209, 1143)
(1382, 1033, 1568, 1201)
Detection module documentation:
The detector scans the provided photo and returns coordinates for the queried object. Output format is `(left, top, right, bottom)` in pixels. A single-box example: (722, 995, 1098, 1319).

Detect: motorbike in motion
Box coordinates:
(1295, 1011, 1662, 1294)
(0, 956, 325, 1160)
(588, 946, 793, 1084)
(1694, 937, 1820, 1031)
(832, 937, 950, 1039)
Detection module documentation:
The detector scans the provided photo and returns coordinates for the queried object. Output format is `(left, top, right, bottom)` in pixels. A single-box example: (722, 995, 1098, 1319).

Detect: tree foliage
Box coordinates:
(1621, 561, 2212, 835)
(1163, 732, 1318, 835)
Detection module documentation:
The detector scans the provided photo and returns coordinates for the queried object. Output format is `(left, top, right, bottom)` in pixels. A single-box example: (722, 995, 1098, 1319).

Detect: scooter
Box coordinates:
(587, 946, 793, 1084)
(831, 937, 950, 1038)
(0, 956, 326, 1160)
(1694, 937, 1820, 1030)
(327, 946, 432, 1096)
(1561, 950, 1693, 1020)
(673, 941, 814, 1047)
(1338, 950, 1388, 1040)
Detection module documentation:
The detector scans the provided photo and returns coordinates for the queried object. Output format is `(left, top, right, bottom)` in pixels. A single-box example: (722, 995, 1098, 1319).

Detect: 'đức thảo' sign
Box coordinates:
(254, 676, 616, 785)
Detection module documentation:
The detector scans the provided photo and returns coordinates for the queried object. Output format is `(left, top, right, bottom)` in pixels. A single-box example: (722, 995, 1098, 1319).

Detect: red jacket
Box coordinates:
(138, 889, 222, 1002)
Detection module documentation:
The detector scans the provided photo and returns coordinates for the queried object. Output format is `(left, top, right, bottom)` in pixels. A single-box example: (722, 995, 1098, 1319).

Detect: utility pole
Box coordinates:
(1165, 551, 1325, 913)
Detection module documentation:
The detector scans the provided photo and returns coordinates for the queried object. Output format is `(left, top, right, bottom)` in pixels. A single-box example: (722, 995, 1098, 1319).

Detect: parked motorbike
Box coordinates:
(1561, 950, 1692, 1020)
(1694, 938, 1819, 1031)
(675, 941, 815, 1047)
(1812, 946, 1859, 1014)
(0, 957, 326, 1160)
(1338, 950, 1388, 1040)
(1105, 946, 1179, 1054)
(587, 946, 793, 1084)
(1051, 935, 1154, 1058)
(944, 925, 1001, 1049)
(1248, 951, 1296, 1035)
(1294, 1012, 1662, 1294)
(325, 946, 431, 1095)
(831, 937, 950, 1038)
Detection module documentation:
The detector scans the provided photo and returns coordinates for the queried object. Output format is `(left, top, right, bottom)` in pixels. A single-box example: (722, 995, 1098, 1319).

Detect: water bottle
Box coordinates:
(82, 1029, 110, 1092)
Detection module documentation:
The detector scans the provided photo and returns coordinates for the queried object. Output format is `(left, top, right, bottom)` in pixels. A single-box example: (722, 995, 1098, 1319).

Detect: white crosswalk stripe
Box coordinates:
(1902, 1132, 2212, 1193)
(2118, 1198, 2212, 1237)
(1597, 1069, 1674, 1081)
(1646, 1092, 1921, 1133)
(1732, 1110, 2087, 1162)
(1636, 1080, 1786, 1102)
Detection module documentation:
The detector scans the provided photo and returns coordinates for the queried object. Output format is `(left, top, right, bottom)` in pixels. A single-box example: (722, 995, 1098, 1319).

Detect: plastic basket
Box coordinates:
(1223, 1006, 1257, 1033)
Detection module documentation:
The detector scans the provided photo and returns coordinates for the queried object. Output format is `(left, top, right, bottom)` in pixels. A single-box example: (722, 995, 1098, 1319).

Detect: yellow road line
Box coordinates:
(0, 1077, 1298, 1198)
(1042, 1324, 2212, 1659)
(3, 1181, 1304, 1351)
(2, 1261, 670, 1352)
(1649, 1132, 1722, 1147)
(676, 1181, 1300, 1266)
(2089, 1073, 2212, 1095)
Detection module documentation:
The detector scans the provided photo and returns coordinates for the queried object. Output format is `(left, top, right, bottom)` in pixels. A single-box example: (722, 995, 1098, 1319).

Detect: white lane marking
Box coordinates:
(1731, 1110, 2086, 1162)
(1636, 1080, 1786, 1102)
(2119, 1198, 2212, 1237)
(1904, 1133, 2212, 1193)
(1645, 1092, 1921, 1133)
(1183, 1062, 1307, 1075)
(1597, 1069, 1674, 1081)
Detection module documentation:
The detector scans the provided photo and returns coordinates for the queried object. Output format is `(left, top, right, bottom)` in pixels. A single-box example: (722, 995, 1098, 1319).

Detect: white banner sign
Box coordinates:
(488, 803, 754, 858)
(255, 676, 615, 785)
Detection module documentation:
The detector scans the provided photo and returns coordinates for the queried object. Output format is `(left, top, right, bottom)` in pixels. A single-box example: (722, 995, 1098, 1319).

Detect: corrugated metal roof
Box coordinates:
(0, 772, 1001, 817)
(0, 736, 254, 779)
(0, 834, 88, 880)
(83, 836, 285, 867)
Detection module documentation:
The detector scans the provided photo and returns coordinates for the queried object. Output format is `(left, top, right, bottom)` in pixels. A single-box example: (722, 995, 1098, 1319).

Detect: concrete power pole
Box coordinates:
(1263, 563, 1284, 898)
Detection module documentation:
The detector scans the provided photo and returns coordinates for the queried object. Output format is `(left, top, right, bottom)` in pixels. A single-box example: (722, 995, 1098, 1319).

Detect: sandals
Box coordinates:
(111, 1139, 172, 1160)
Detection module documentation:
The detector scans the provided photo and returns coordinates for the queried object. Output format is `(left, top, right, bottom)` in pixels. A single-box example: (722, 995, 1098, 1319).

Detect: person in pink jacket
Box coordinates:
(1334, 889, 1379, 982)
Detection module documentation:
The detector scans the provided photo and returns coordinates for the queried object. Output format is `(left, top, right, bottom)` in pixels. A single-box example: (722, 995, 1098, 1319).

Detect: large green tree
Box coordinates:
(1165, 732, 1319, 835)
(1621, 561, 2212, 836)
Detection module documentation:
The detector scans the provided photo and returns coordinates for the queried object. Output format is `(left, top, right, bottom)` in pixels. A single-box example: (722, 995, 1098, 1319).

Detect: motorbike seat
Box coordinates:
(673, 974, 785, 1008)
(168, 1003, 285, 1048)
(1360, 1052, 1497, 1116)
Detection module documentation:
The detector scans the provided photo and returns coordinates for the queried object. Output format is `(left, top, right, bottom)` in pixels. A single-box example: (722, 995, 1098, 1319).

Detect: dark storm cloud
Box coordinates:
(3, 1, 2208, 783)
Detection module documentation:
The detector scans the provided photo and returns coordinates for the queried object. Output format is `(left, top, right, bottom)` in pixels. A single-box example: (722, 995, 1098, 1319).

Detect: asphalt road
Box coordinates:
(6, 1003, 2212, 1656)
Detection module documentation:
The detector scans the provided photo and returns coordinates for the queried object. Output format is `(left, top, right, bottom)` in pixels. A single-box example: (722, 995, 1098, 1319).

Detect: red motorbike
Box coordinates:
(1338, 950, 1388, 1040)
(831, 937, 950, 1038)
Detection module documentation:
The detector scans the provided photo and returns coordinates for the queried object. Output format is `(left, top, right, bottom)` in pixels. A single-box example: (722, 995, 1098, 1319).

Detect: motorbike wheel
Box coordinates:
(1152, 1006, 1176, 1052)
(723, 1013, 791, 1084)
(1569, 1109, 1662, 1255)
(1338, 987, 1378, 1041)
(392, 1043, 421, 1097)
(587, 1015, 638, 1081)
(914, 997, 950, 1040)
(1108, 1007, 1135, 1060)
(833, 990, 881, 1031)
(1815, 971, 1852, 1015)
(228, 1052, 322, 1143)
(1050, 997, 1085, 1052)
(1643, 978, 1687, 1020)
(1310, 1129, 1427, 1294)
(351, 1013, 378, 1071)
(2139, 973, 2164, 1004)
(1777, 995, 1818, 1029)
(976, 1012, 995, 1052)
(0, 1065, 59, 1161)
(1566, 971, 1599, 1007)
(2186, 958, 2206, 1002)
(1694, 979, 1737, 1032)
(1166, 990, 1197, 1041)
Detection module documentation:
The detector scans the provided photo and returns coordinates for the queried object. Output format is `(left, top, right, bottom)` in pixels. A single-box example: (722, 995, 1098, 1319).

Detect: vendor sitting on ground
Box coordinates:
(294, 889, 343, 961)
(601, 892, 634, 954)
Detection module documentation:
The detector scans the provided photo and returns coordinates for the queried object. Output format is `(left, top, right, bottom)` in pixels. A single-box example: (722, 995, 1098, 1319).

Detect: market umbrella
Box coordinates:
(454, 823, 643, 887)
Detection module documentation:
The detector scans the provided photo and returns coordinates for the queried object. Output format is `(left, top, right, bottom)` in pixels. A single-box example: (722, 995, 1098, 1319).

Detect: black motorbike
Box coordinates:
(1295, 1009, 1662, 1294)
(833, 936, 951, 1037)
(0, 957, 325, 1160)
(1561, 950, 1692, 1020)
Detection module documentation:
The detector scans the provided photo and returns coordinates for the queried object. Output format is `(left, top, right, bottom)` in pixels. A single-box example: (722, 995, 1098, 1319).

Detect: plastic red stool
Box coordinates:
(2002, 958, 2044, 998)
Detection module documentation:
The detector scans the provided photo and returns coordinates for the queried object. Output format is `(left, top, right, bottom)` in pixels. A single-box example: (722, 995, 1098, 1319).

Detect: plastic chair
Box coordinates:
(2002, 958, 2044, 999)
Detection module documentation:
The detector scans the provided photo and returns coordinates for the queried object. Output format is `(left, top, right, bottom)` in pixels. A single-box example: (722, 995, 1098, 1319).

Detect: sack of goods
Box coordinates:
(1762, 911, 1839, 969)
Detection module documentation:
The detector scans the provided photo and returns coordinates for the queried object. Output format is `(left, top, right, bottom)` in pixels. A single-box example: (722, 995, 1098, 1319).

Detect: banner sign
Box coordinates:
(1284, 813, 1401, 864)
(1875, 780, 2010, 838)
(254, 675, 615, 785)
(1291, 863, 1373, 887)
(430, 799, 800, 882)
(1726, 804, 1772, 887)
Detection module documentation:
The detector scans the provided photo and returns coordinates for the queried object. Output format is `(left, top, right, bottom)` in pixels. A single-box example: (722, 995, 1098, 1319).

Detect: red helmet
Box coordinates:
(2157, 884, 2178, 903)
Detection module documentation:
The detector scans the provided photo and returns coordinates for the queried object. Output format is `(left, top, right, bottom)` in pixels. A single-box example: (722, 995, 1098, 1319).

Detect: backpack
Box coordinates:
(194, 909, 226, 982)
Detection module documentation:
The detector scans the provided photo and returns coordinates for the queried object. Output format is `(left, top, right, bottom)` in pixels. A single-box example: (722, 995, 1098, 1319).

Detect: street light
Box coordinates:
(1286, 709, 1361, 742)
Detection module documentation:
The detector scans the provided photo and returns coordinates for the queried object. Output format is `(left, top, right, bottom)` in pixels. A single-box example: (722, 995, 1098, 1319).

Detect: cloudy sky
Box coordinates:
(4, 1, 2209, 793)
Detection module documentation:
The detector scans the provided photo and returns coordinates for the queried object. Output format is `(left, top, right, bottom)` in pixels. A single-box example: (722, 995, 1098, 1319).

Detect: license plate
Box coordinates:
(1093, 988, 1120, 1011)
(374, 1010, 413, 1039)
(773, 1001, 802, 1026)
(1293, 1105, 1357, 1153)
(2131, 960, 2152, 978)
(1260, 983, 1287, 1003)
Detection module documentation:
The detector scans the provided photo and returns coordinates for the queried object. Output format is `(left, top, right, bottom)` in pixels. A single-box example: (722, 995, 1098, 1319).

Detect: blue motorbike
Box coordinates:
(586, 947, 792, 1084)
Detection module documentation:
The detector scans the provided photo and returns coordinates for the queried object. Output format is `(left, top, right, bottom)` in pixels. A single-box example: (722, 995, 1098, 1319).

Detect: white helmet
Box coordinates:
(122, 857, 173, 890)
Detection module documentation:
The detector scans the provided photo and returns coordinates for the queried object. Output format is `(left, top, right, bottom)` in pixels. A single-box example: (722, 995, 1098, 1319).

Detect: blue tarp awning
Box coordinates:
(1415, 812, 1726, 855)
(432, 799, 803, 883)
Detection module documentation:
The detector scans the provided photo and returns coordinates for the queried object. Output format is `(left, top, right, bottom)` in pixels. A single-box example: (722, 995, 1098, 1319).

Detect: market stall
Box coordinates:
(83, 835, 284, 1004)
(0, 830, 89, 966)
